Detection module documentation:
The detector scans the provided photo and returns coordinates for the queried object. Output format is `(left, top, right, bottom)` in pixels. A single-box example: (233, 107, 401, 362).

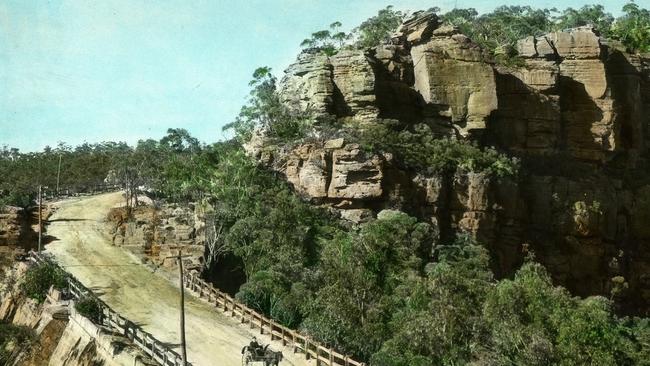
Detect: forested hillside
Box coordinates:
(2, 2, 650, 365)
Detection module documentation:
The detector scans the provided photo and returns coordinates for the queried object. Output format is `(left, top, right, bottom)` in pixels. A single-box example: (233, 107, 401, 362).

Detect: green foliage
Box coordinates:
(224, 67, 312, 143)
(371, 235, 493, 365)
(0, 142, 130, 207)
(0, 129, 217, 207)
(443, 5, 553, 61)
(477, 262, 643, 365)
(207, 143, 336, 327)
(75, 297, 102, 323)
(353, 122, 519, 178)
(353, 6, 405, 49)
(442, 2, 649, 63)
(555, 5, 615, 37)
(0, 322, 34, 364)
(300, 22, 350, 56)
(370, 243, 649, 365)
(303, 212, 433, 359)
(21, 263, 67, 303)
(612, 2, 650, 53)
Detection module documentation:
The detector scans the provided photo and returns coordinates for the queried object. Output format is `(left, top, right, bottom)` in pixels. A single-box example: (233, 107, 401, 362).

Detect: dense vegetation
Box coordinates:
(442, 3, 650, 59)
(299, 2, 650, 61)
(0, 128, 218, 207)
(75, 297, 102, 324)
(351, 121, 519, 178)
(20, 262, 67, 303)
(199, 143, 649, 363)
(0, 322, 33, 364)
(2, 2, 650, 364)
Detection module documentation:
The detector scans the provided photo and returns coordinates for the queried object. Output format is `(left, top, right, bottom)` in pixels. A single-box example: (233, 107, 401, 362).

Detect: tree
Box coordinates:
(371, 235, 493, 365)
(300, 22, 350, 56)
(612, 1, 650, 52)
(303, 212, 433, 359)
(555, 5, 614, 36)
(354, 6, 405, 49)
(223, 67, 312, 142)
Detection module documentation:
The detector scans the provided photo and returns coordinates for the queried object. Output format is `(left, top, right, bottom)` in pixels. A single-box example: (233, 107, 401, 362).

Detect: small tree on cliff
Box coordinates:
(224, 67, 312, 142)
(300, 22, 350, 56)
(353, 6, 406, 48)
(612, 1, 650, 52)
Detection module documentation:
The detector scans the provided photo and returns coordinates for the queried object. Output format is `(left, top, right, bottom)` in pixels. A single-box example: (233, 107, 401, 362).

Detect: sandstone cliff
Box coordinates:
(246, 12, 650, 314)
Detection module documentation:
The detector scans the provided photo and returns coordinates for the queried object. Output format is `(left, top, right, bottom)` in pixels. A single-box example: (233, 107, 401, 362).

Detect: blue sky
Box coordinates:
(0, 0, 629, 151)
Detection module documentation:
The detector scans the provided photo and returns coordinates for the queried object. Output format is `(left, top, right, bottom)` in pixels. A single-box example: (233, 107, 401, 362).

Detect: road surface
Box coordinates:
(45, 192, 310, 366)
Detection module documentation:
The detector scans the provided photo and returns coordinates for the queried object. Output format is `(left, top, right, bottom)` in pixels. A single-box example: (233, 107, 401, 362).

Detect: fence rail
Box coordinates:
(30, 252, 191, 366)
(42, 184, 123, 201)
(184, 270, 365, 366)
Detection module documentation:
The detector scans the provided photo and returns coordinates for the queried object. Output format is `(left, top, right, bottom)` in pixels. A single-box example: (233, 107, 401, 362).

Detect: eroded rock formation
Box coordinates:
(247, 11, 650, 314)
(0, 262, 153, 366)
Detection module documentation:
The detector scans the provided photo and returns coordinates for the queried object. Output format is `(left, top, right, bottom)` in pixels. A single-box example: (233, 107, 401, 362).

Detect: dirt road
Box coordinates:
(45, 192, 311, 366)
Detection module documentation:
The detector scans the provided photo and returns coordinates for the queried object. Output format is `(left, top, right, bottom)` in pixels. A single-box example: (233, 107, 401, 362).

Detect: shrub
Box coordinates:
(612, 2, 650, 53)
(0, 322, 34, 364)
(353, 6, 405, 49)
(224, 67, 313, 143)
(21, 263, 67, 303)
(352, 122, 519, 178)
(75, 297, 102, 324)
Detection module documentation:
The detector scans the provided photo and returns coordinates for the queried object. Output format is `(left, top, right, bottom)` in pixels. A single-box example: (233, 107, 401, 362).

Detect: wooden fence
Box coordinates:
(184, 270, 365, 366)
(30, 252, 191, 366)
(43, 184, 122, 201)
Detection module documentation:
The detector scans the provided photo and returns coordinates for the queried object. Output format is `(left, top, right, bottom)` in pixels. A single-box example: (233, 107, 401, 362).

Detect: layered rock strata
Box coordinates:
(247, 12, 650, 314)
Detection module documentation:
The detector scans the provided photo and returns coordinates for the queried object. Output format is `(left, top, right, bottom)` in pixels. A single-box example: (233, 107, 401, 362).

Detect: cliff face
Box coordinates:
(246, 12, 650, 314)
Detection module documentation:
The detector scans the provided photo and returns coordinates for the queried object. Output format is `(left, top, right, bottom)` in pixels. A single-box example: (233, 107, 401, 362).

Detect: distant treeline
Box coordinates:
(0, 128, 219, 207)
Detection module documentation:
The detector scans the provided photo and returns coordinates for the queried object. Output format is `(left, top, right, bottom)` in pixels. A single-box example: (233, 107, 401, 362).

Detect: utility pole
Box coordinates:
(56, 154, 62, 195)
(38, 185, 42, 253)
(178, 249, 187, 365)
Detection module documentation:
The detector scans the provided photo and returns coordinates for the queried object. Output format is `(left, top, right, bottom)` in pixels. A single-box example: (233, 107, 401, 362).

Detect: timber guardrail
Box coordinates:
(42, 184, 122, 201)
(29, 251, 191, 366)
(184, 270, 365, 366)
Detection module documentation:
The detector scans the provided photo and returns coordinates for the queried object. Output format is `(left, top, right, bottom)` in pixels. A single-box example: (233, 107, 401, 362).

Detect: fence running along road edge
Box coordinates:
(35, 187, 367, 366)
(184, 271, 366, 366)
(29, 251, 192, 366)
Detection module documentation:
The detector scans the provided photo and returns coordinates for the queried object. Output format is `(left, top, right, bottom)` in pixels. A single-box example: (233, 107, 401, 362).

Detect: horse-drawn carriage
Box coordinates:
(241, 342, 283, 366)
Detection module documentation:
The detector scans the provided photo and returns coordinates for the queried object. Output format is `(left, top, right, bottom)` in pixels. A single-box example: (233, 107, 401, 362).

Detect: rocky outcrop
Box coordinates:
(0, 206, 44, 251)
(109, 202, 207, 270)
(279, 51, 334, 117)
(250, 12, 650, 314)
(411, 25, 497, 136)
(1, 262, 152, 366)
(0, 207, 23, 247)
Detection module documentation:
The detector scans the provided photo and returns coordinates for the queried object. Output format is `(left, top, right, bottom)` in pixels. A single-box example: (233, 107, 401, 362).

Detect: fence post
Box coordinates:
(329, 348, 333, 365)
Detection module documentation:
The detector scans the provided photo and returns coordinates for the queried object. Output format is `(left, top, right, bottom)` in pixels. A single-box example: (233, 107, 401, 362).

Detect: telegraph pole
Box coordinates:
(38, 185, 42, 252)
(56, 154, 62, 195)
(178, 249, 187, 365)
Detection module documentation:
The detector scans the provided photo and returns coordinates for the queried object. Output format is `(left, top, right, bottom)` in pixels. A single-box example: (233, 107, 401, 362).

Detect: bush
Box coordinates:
(75, 297, 102, 324)
(0, 322, 34, 364)
(21, 263, 67, 303)
(224, 67, 313, 143)
(353, 6, 405, 48)
(352, 122, 519, 178)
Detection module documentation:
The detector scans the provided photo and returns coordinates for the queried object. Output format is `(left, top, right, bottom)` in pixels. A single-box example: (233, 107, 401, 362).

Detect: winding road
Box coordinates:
(45, 192, 309, 366)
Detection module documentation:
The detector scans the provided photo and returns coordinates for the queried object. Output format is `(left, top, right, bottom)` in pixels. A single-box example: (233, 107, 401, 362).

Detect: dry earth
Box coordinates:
(45, 192, 312, 366)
